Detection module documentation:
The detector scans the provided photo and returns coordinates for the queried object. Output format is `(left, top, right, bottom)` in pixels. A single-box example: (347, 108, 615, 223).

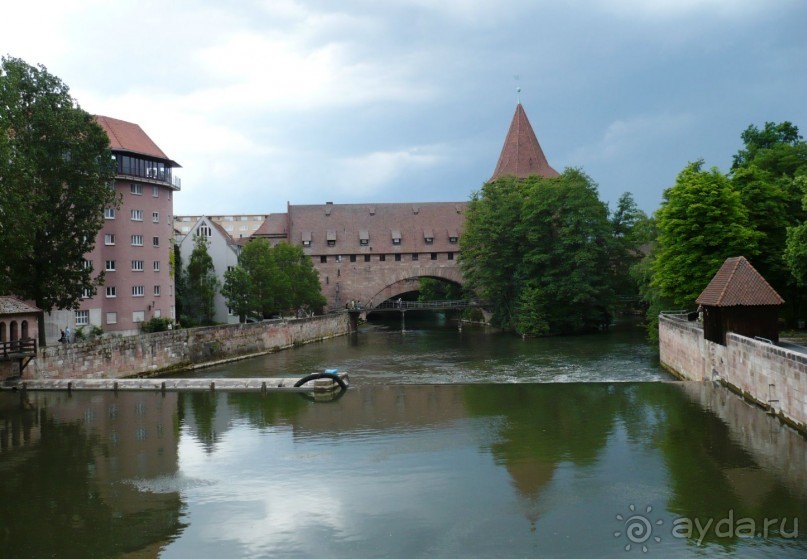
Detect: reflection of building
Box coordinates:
(0, 391, 184, 557)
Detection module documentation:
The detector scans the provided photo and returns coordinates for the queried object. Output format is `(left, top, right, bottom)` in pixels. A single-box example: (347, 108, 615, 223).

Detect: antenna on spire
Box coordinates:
(514, 74, 521, 105)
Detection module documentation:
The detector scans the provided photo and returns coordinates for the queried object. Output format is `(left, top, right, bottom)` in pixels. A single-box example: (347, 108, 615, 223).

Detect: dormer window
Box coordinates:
(423, 228, 434, 245)
(359, 230, 369, 246)
(301, 231, 312, 247)
(392, 229, 401, 245)
(448, 229, 459, 244)
(327, 230, 337, 247)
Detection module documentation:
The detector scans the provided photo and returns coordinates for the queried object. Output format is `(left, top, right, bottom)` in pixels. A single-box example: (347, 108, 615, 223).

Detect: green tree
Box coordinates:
(784, 176, 807, 286)
(652, 161, 760, 312)
(184, 235, 219, 325)
(730, 121, 807, 321)
(173, 241, 186, 325)
(461, 169, 618, 335)
(239, 238, 277, 317)
(609, 192, 650, 305)
(221, 265, 254, 323)
(0, 56, 118, 344)
(272, 242, 326, 312)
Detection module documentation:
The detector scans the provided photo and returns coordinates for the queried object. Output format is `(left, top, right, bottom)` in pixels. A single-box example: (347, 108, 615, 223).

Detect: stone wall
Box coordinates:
(30, 313, 350, 380)
(660, 314, 807, 433)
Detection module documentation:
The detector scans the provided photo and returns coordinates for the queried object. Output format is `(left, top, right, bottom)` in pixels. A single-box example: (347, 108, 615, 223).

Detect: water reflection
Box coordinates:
(1, 379, 805, 557)
(0, 391, 184, 559)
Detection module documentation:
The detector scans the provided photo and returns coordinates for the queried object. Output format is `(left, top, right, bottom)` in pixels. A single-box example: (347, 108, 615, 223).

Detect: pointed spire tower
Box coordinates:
(490, 103, 559, 182)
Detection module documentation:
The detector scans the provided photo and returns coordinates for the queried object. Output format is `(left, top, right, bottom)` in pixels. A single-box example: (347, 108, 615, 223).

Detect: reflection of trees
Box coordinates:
(646, 385, 806, 546)
(0, 393, 184, 558)
(180, 392, 221, 452)
(463, 384, 623, 526)
(227, 392, 308, 428)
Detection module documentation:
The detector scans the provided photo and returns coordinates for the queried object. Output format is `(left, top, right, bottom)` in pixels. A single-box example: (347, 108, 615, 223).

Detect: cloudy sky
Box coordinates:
(2, 0, 805, 215)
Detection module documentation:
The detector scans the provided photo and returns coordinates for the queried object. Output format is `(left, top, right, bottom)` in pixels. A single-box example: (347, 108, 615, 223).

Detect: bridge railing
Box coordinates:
(367, 299, 478, 311)
(0, 338, 37, 359)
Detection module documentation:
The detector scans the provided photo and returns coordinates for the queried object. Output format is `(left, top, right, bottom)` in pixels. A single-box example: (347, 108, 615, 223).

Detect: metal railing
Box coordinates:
(366, 299, 478, 311)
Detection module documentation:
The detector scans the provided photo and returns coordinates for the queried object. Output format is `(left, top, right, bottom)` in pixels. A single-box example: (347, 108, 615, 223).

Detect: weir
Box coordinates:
(1, 371, 349, 394)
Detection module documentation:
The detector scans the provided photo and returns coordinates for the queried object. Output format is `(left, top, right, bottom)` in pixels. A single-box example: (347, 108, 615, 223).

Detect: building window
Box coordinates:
(350, 255, 356, 263)
(198, 225, 212, 238)
(154, 285, 161, 296)
(105, 260, 116, 271)
(83, 259, 92, 270)
(104, 234, 116, 246)
(225, 225, 233, 232)
(395, 253, 402, 262)
(448, 252, 455, 260)
(152, 211, 160, 223)
(132, 311, 145, 323)
(104, 207, 115, 219)
(106, 312, 117, 325)
(153, 236, 160, 247)
(360, 239, 369, 246)
(449, 236, 458, 244)
(131, 209, 143, 221)
(327, 240, 336, 247)
(132, 260, 144, 271)
(364, 255, 371, 262)
(153, 260, 160, 271)
(181, 226, 190, 233)
(106, 286, 117, 298)
(412, 254, 419, 261)
(132, 285, 145, 297)
(75, 310, 89, 326)
(131, 183, 142, 195)
(392, 237, 401, 245)
(131, 235, 143, 246)
(303, 240, 311, 247)
(380, 254, 386, 262)
(152, 186, 159, 197)
(431, 253, 438, 260)
(425, 237, 434, 245)
(240, 225, 248, 231)
(81, 287, 93, 299)
(320, 255, 327, 263)
(335, 255, 342, 263)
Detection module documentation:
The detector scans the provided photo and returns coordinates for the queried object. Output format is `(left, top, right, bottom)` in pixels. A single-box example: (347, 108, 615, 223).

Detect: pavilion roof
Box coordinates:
(696, 256, 784, 307)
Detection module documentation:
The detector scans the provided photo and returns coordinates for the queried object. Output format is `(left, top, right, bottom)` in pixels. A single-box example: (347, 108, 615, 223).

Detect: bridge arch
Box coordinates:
(363, 266, 464, 308)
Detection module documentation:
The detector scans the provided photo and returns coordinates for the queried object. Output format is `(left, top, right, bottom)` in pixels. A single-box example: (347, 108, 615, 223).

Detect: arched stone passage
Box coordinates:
(10, 321, 18, 342)
(21, 320, 29, 339)
(366, 274, 464, 308)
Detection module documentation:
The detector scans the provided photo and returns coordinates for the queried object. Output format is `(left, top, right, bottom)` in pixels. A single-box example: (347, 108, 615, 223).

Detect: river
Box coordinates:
(0, 316, 804, 558)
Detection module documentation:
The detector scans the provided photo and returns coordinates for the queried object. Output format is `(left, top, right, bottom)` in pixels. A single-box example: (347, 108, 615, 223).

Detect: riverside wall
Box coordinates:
(28, 313, 350, 380)
(659, 314, 807, 434)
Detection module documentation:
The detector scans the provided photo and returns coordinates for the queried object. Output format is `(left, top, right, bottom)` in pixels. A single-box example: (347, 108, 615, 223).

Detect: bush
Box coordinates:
(141, 317, 173, 333)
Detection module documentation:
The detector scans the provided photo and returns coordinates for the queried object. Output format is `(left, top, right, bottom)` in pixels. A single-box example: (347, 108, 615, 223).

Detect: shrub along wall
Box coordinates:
(31, 314, 350, 379)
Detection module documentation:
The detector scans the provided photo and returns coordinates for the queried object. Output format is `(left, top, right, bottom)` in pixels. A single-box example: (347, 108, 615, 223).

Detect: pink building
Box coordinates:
(59, 117, 180, 338)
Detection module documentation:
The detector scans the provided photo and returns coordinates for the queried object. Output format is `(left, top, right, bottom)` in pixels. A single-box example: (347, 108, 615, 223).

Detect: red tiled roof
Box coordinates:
(289, 202, 466, 254)
(696, 256, 784, 307)
(490, 103, 559, 181)
(94, 115, 179, 166)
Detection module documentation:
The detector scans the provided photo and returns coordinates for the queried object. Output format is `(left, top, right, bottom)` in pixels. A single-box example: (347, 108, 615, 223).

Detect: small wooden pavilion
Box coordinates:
(0, 296, 40, 378)
(695, 256, 784, 345)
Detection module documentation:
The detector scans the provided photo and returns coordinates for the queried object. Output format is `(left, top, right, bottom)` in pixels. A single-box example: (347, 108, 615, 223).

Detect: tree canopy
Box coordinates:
(182, 235, 219, 326)
(651, 161, 760, 310)
(222, 240, 325, 321)
(0, 56, 118, 327)
(461, 169, 626, 335)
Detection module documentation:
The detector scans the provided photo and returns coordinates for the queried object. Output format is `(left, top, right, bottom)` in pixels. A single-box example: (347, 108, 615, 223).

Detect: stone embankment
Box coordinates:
(660, 314, 807, 434)
(28, 313, 350, 380)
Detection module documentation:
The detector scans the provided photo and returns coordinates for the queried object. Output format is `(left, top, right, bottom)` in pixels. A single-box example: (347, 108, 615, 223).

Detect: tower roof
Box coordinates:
(490, 103, 559, 182)
(696, 256, 784, 307)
